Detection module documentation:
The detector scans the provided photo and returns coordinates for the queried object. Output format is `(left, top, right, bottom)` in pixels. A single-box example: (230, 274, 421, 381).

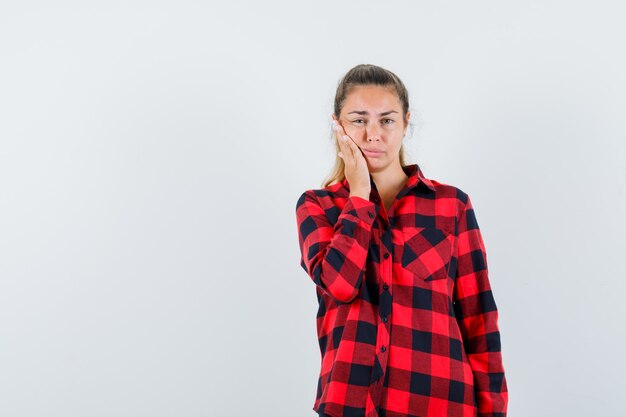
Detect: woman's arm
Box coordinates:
(453, 193, 509, 417)
(295, 190, 376, 304)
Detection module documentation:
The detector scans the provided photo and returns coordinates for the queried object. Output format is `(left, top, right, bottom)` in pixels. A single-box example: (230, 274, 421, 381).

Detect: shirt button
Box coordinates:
(368, 212, 374, 218)
(383, 284, 389, 290)
(381, 346, 386, 352)
(383, 252, 389, 259)
(382, 316, 388, 323)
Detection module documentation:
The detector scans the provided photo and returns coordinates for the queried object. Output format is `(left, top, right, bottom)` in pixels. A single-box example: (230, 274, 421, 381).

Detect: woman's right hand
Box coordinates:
(332, 117, 371, 199)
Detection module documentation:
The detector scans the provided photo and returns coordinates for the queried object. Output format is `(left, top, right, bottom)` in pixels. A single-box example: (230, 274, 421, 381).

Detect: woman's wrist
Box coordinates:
(349, 190, 371, 200)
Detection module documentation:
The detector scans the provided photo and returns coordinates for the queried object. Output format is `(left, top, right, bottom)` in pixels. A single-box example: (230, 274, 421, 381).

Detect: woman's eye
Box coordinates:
(351, 119, 394, 125)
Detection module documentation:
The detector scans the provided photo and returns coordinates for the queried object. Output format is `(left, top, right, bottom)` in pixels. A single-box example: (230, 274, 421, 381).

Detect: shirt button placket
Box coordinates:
(376, 221, 393, 396)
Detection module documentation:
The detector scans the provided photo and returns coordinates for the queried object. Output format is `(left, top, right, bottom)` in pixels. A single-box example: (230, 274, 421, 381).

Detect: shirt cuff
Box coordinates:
(341, 195, 377, 228)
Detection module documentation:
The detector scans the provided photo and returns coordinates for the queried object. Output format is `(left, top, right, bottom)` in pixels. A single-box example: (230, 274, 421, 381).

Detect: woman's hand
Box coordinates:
(332, 117, 371, 199)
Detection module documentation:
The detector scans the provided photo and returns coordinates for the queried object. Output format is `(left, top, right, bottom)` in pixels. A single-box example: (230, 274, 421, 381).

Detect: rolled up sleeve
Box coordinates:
(295, 190, 376, 303)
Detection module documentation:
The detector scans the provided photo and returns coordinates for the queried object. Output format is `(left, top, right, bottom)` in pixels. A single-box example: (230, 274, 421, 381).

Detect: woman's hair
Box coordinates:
(322, 64, 412, 188)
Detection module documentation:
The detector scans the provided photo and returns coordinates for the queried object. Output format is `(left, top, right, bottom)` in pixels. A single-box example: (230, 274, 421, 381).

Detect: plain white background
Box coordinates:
(1, 1, 625, 416)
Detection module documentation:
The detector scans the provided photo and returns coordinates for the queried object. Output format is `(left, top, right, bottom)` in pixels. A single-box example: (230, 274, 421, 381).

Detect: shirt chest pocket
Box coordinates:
(401, 227, 454, 282)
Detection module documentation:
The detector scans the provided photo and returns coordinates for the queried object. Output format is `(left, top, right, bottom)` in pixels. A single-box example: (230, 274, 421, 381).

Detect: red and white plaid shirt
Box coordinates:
(295, 163, 508, 417)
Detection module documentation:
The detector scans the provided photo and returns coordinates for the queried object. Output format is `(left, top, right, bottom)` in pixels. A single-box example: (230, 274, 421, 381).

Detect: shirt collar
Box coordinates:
(341, 163, 436, 193)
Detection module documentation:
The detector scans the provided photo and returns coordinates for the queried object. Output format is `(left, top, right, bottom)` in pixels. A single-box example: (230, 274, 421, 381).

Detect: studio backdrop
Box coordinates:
(1, 1, 624, 417)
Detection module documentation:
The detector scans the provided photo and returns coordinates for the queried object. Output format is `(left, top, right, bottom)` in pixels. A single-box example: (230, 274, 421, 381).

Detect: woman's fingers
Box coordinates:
(334, 121, 353, 162)
(338, 131, 362, 162)
(333, 119, 365, 159)
(332, 117, 367, 166)
(344, 135, 363, 160)
(336, 122, 362, 162)
(331, 116, 371, 193)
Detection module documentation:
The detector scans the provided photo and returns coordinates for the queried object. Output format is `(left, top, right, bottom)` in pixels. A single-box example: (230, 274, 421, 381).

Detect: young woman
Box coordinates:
(295, 64, 508, 417)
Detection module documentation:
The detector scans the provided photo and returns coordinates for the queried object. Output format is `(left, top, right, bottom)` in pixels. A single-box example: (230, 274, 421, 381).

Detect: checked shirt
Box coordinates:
(295, 163, 508, 417)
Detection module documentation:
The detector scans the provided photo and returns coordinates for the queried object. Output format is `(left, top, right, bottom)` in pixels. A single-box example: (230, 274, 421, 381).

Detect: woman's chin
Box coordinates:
(366, 156, 385, 165)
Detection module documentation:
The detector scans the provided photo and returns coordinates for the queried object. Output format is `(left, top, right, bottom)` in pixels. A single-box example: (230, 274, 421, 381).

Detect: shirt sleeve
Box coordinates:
(453, 194, 509, 417)
(295, 190, 376, 304)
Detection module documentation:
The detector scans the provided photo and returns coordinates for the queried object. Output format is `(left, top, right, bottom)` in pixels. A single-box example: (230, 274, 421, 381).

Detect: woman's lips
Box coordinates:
(362, 149, 384, 157)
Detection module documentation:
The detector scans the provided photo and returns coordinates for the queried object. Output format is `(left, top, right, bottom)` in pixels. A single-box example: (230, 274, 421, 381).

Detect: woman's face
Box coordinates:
(335, 85, 408, 171)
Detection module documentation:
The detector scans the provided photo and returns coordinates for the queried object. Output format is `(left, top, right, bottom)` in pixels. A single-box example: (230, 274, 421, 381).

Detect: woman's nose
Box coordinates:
(366, 123, 382, 140)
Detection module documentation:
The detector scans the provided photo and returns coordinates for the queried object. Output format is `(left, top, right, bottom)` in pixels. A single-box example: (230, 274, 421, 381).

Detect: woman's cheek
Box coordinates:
(345, 125, 363, 138)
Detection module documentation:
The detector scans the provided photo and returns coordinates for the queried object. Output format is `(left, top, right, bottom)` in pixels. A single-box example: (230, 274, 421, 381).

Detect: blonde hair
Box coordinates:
(322, 64, 413, 188)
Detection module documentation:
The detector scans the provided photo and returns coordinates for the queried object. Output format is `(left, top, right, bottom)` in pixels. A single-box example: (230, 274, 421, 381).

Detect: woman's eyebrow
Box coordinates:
(347, 110, 399, 116)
